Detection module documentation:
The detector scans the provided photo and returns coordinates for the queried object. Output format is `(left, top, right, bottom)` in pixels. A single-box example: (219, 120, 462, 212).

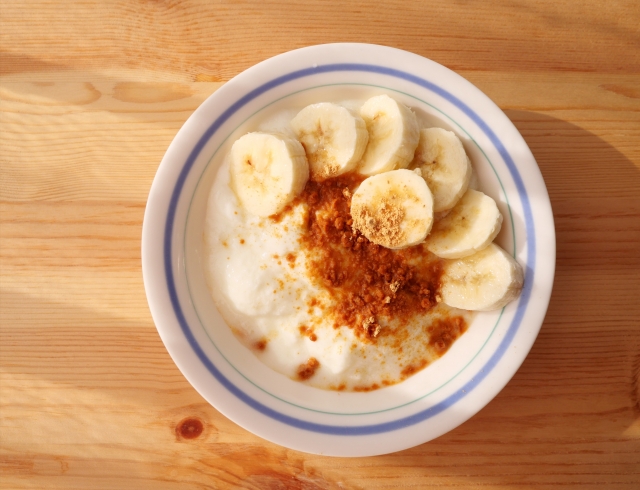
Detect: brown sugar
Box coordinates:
(299, 325, 318, 342)
(428, 316, 467, 354)
(253, 338, 268, 351)
(297, 357, 320, 380)
(401, 359, 428, 377)
(352, 198, 406, 249)
(293, 174, 446, 341)
(274, 172, 468, 390)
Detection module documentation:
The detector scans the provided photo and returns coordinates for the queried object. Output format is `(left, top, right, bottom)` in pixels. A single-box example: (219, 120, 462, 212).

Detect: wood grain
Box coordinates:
(2, 0, 640, 78)
(1, 1, 640, 488)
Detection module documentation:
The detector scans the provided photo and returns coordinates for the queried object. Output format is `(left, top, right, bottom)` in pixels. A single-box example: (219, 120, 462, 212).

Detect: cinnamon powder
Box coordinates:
(271, 173, 468, 389)
(293, 174, 445, 340)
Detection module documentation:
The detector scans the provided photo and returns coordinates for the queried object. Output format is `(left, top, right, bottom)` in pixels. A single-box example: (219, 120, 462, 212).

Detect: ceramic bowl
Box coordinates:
(142, 43, 555, 456)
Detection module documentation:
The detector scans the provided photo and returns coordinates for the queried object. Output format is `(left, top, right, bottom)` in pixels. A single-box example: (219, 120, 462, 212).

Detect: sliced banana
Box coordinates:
(425, 189, 503, 259)
(290, 103, 369, 181)
(351, 169, 433, 249)
(357, 95, 420, 176)
(440, 243, 524, 311)
(229, 132, 309, 217)
(410, 127, 471, 213)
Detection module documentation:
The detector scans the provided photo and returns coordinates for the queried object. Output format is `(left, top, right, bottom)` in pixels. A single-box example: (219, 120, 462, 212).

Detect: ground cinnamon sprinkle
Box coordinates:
(254, 338, 268, 351)
(272, 173, 468, 389)
(428, 316, 467, 354)
(297, 357, 320, 380)
(299, 325, 318, 342)
(295, 174, 446, 341)
(401, 359, 429, 377)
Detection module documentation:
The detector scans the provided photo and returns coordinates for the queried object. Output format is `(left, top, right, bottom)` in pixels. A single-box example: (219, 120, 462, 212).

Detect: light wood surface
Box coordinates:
(1, 1, 639, 488)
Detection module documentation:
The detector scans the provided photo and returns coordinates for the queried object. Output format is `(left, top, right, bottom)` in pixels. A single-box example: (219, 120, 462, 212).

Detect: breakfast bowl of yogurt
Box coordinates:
(142, 43, 555, 456)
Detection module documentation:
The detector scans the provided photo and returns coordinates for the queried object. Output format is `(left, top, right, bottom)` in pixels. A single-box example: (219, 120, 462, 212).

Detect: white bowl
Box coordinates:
(142, 43, 555, 456)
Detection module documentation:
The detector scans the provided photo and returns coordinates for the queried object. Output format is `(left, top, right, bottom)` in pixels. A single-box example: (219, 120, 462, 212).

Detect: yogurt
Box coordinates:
(204, 96, 472, 391)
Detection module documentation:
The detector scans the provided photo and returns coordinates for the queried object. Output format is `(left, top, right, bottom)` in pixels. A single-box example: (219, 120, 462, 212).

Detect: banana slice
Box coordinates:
(410, 127, 471, 212)
(358, 95, 420, 176)
(425, 189, 503, 259)
(229, 132, 309, 217)
(440, 243, 524, 311)
(351, 169, 433, 249)
(290, 103, 369, 181)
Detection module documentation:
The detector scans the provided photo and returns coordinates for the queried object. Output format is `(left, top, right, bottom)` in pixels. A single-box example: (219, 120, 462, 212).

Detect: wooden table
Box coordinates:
(2, 1, 639, 488)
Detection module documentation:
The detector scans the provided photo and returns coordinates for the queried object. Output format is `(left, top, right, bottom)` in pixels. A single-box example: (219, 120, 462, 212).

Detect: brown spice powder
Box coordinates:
(293, 174, 446, 341)
(428, 316, 467, 354)
(272, 173, 468, 389)
(297, 357, 320, 380)
(253, 338, 268, 351)
(352, 199, 406, 249)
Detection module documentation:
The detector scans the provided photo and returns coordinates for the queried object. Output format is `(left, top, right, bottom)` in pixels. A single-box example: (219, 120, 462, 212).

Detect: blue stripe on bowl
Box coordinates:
(163, 63, 535, 435)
